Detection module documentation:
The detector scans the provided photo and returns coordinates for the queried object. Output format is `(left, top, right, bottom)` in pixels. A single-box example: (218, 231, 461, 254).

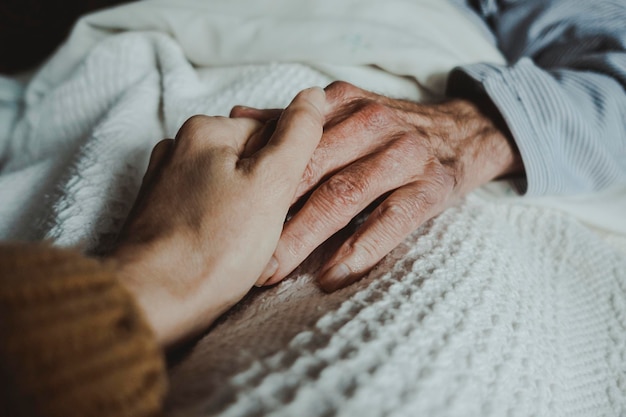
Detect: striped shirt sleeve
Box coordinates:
(447, 0, 626, 196)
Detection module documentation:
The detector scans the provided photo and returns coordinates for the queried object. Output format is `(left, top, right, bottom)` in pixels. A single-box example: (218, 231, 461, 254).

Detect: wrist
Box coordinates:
(463, 96, 524, 178)
(105, 236, 226, 348)
(428, 98, 524, 193)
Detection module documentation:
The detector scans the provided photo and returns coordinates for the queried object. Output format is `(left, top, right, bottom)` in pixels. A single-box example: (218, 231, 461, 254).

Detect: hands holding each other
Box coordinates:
(108, 81, 523, 348)
(107, 87, 326, 347)
(231, 81, 523, 292)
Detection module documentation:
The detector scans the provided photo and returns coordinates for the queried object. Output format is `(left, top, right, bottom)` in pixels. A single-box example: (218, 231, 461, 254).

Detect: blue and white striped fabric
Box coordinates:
(448, 0, 626, 196)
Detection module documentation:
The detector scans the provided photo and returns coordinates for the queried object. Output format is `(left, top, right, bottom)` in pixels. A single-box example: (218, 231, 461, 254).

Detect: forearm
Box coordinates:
(449, 0, 626, 196)
(0, 243, 167, 417)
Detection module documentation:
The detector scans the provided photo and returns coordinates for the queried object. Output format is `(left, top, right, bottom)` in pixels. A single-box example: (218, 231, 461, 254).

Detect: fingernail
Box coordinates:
(255, 256, 279, 287)
(306, 86, 326, 99)
(231, 105, 257, 116)
(319, 263, 351, 292)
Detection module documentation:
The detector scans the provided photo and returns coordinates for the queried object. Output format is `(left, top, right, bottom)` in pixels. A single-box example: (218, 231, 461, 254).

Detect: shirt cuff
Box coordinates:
(447, 58, 578, 197)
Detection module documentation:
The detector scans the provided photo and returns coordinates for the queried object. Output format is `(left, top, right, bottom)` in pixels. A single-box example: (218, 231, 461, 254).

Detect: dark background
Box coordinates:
(0, 0, 132, 74)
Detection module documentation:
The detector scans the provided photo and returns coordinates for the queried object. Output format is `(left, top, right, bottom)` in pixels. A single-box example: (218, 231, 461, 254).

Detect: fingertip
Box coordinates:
(231, 107, 284, 123)
(255, 256, 278, 287)
(260, 272, 283, 287)
(318, 278, 340, 293)
(254, 86, 326, 174)
(230, 105, 258, 118)
(318, 262, 353, 293)
(309, 85, 326, 98)
(299, 86, 327, 117)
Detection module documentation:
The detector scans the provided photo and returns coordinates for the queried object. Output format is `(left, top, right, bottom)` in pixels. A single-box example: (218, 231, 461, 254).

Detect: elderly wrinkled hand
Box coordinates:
(232, 81, 523, 292)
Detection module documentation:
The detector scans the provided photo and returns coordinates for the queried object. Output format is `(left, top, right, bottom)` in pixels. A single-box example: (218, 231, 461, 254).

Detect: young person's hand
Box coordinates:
(107, 87, 326, 347)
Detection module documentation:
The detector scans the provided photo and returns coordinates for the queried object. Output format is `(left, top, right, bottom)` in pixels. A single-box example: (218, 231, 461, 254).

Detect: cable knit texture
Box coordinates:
(0, 243, 167, 417)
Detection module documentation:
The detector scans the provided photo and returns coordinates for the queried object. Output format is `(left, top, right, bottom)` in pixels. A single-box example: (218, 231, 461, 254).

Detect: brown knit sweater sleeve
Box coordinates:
(0, 242, 167, 417)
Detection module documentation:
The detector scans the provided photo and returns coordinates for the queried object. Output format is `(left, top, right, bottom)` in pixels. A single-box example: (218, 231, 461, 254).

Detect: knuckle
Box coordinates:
(358, 102, 393, 131)
(301, 159, 320, 189)
(317, 174, 367, 215)
(416, 189, 436, 211)
(348, 238, 381, 266)
(281, 229, 312, 259)
(377, 199, 417, 232)
(176, 115, 213, 146)
(384, 135, 421, 166)
(397, 131, 424, 154)
(426, 158, 456, 192)
(178, 114, 209, 135)
(325, 80, 362, 104)
(325, 80, 355, 95)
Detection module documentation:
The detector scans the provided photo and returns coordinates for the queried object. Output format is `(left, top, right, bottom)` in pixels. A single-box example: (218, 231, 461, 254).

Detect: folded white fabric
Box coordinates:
(26, 0, 505, 103)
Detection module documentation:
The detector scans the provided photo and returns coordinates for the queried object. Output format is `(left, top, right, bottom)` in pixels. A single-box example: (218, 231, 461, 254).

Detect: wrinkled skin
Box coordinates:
(231, 81, 523, 292)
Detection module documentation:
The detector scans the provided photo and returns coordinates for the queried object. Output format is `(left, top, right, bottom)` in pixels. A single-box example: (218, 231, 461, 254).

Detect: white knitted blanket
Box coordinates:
(0, 1, 625, 416)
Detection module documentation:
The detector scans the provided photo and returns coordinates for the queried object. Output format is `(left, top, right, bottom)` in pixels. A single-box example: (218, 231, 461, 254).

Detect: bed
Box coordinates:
(1, 1, 625, 416)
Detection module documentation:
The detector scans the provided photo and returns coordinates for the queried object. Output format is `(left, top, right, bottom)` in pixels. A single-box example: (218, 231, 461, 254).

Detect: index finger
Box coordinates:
(254, 87, 326, 176)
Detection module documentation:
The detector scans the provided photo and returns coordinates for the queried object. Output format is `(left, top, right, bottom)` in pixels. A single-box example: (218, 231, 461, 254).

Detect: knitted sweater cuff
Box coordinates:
(0, 242, 167, 417)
